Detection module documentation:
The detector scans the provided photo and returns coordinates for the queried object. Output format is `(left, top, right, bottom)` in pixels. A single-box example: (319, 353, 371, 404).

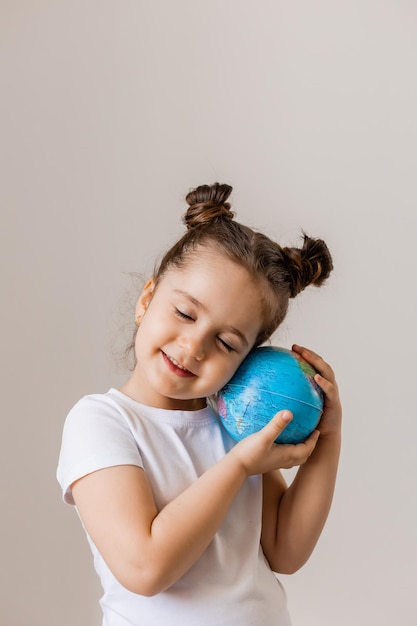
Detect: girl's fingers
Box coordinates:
(264, 410, 293, 441)
(234, 411, 320, 473)
(266, 412, 319, 459)
(277, 429, 320, 468)
(314, 373, 335, 396)
(292, 344, 335, 383)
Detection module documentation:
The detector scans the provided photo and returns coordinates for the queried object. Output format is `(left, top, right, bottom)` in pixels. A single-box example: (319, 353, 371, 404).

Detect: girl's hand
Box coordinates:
(229, 410, 320, 477)
(292, 344, 342, 439)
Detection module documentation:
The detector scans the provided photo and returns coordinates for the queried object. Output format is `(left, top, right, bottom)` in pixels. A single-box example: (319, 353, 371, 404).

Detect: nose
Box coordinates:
(177, 332, 206, 362)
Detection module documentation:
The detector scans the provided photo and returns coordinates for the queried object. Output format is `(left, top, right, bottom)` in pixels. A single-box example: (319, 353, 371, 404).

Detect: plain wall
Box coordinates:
(1, 1, 416, 624)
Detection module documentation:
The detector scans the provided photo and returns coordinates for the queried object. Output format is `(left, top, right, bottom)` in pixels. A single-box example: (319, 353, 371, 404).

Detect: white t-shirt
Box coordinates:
(57, 389, 291, 626)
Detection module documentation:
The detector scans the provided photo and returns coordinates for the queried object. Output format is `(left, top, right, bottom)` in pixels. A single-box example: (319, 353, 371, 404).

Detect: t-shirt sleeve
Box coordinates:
(57, 394, 143, 505)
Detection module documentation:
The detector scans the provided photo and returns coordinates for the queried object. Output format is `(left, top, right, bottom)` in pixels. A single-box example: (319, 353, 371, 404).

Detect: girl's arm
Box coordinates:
(260, 345, 342, 574)
(71, 408, 318, 597)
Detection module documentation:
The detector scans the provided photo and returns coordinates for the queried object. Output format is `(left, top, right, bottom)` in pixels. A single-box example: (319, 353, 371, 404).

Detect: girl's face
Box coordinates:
(124, 248, 266, 410)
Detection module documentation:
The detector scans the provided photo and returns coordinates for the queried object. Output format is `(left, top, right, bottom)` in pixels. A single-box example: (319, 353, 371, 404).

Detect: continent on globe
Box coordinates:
(216, 346, 324, 444)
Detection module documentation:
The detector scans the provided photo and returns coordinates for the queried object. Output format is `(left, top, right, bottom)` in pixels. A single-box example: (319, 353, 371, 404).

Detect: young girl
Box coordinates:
(57, 183, 342, 626)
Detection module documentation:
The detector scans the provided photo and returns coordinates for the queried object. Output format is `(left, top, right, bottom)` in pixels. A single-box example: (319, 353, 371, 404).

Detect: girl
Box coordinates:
(57, 183, 342, 626)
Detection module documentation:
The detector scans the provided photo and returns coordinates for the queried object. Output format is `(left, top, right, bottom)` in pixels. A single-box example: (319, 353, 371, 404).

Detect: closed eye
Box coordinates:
(175, 308, 194, 321)
(218, 337, 235, 352)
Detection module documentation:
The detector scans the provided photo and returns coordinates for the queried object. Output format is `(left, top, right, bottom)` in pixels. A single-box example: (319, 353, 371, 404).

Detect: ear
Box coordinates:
(135, 278, 156, 325)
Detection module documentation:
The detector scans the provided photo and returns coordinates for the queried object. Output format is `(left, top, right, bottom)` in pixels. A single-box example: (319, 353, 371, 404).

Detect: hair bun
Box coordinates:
(183, 183, 234, 229)
(282, 233, 334, 298)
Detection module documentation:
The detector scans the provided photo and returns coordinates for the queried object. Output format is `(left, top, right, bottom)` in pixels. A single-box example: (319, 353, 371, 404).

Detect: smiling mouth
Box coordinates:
(162, 352, 196, 378)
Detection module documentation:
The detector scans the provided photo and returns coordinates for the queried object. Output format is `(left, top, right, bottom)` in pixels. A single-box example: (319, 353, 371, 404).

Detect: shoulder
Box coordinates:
(60, 391, 133, 451)
(57, 390, 143, 504)
(67, 388, 127, 416)
(64, 389, 129, 429)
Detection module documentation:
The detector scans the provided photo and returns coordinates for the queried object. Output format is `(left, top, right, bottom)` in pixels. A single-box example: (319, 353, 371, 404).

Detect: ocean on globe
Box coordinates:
(216, 346, 324, 445)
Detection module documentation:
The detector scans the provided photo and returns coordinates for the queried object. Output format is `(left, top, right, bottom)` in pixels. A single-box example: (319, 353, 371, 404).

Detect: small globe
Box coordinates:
(216, 346, 323, 444)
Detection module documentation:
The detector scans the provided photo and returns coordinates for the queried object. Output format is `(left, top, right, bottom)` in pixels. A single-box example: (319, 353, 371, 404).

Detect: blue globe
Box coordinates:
(216, 346, 323, 444)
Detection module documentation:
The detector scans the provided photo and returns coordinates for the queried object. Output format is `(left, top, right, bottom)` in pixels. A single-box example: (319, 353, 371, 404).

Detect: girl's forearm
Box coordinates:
(271, 433, 341, 573)
(138, 453, 248, 594)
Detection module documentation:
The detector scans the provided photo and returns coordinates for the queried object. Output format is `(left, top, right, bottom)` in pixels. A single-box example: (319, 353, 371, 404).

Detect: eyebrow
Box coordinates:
(173, 289, 249, 347)
(174, 289, 203, 309)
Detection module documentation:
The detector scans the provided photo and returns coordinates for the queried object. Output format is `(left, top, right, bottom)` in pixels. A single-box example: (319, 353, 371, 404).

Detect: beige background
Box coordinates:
(1, 1, 416, 625)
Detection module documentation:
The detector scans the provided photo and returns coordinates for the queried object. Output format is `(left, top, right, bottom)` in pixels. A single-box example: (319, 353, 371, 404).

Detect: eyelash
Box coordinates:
(175, 308, 193, 321)
(218, 338, 234, 353)
(174, 309, 235, 353)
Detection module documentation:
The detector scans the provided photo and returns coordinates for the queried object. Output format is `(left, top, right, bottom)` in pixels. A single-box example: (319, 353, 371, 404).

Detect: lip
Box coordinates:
(161, 351, 196, 378)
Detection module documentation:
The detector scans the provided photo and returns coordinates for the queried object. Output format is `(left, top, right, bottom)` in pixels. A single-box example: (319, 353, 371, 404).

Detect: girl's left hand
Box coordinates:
(292, 344, 342, 439)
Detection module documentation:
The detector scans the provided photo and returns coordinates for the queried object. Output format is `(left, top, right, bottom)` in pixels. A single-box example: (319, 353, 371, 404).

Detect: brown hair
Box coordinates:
(153, 182, 333, 346)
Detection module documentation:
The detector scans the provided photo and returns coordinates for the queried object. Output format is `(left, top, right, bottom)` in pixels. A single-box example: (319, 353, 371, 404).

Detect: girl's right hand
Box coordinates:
(229, 410, 320, 476)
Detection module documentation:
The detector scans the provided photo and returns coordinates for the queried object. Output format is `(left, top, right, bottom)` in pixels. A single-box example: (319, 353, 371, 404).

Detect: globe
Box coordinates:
(216, 346, 324, 444)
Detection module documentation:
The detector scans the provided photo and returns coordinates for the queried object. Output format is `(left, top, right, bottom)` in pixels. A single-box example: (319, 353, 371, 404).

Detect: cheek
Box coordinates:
(217, 350, 254, 387)
(211, 358, 243, 387)
(134, 320, 154, 354)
